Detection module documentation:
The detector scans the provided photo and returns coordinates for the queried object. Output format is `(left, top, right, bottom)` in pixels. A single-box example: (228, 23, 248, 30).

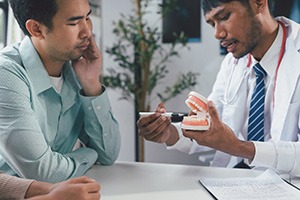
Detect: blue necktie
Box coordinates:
(248, 63, 266, 141)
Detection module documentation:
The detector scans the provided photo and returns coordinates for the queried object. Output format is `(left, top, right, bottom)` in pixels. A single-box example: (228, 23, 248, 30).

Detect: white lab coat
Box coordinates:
(195, 17, 300, 176)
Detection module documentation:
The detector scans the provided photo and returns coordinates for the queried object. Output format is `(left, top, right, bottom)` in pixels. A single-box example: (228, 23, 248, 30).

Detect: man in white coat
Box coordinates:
(137, 0, 300, 177)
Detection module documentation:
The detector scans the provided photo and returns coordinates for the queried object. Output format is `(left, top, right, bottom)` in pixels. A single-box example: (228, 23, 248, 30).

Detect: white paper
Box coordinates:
(199, 169, 300, 200)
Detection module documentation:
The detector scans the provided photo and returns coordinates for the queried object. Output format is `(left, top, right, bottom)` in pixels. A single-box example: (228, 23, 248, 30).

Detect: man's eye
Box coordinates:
(221, 13, 230, 21)
(67, 21, 79, 26)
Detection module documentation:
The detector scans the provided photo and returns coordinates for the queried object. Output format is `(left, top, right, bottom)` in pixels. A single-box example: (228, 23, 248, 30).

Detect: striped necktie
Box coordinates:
(248, 63, 266, 142)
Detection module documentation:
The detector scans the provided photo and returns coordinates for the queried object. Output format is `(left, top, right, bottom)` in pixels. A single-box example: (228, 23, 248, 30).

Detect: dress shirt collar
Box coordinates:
(19, 36, 52, 94)
(252, 23, 283, 78)
(18, 36, 80, 97)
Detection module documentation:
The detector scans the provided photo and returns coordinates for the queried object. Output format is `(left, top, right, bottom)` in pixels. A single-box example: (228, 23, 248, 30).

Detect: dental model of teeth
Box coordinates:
(181, 91, 210, 131)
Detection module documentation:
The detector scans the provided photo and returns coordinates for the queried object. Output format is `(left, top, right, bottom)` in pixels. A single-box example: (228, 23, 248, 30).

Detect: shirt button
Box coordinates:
(88, 106, 92, 110)
(96, 106, 101, 110)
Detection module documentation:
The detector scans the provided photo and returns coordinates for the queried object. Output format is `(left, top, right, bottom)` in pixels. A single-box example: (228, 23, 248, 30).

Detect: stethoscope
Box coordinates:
(224, 21, 287, 107)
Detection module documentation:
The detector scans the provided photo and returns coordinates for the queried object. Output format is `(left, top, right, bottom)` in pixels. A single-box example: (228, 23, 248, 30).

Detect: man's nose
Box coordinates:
(214, 24, 226, 40)
(79, 21, 92, 39)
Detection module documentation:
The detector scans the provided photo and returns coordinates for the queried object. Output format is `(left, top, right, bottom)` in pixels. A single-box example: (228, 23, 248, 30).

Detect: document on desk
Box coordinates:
(199, 169, 300, 200)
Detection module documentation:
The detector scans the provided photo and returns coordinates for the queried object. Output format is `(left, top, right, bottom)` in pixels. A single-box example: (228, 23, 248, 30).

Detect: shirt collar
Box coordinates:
(18, 36, 81, 96)
(19, 36, 53, 94)
(259, 23, 284, 78)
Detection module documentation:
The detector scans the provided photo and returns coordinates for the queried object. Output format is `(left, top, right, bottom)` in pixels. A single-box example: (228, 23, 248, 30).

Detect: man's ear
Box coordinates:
(253, 0, 267, 12)
(25, 19, 45, 39)
(248, 0, 267, 15)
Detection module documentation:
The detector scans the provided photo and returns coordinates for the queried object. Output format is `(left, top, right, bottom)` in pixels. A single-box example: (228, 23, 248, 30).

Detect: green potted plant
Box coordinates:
(102, 0, 199, 161)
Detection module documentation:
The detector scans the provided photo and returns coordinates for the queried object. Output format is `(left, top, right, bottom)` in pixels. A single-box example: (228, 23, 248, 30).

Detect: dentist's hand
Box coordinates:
(183, 101, 255, 160)
(137, 103, 179, 145)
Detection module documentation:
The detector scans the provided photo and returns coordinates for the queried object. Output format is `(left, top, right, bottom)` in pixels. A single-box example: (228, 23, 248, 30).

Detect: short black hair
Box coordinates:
(201, 0, 276, 16)
(8, 0, 58, 36)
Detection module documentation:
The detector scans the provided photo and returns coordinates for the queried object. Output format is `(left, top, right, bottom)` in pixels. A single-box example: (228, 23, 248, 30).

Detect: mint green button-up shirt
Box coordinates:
(0, 36, 121, 182)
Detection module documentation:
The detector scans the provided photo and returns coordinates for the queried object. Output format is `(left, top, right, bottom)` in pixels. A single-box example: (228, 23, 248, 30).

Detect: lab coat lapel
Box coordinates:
(271, 40, 300, 140)
(226, 59, 249, 102)
(212, 59, 249, 167)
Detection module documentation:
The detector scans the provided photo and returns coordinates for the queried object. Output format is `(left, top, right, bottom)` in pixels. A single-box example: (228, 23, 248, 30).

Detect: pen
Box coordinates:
(139, 112, 187, 122)
(139, 112, 185, 117)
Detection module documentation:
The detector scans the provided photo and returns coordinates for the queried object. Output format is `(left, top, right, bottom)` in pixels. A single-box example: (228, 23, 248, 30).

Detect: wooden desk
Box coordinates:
(85, 161, 262, 200)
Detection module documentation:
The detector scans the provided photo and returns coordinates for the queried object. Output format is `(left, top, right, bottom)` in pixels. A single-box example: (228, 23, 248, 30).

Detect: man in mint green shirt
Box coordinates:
(0, 0, 121, 183)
